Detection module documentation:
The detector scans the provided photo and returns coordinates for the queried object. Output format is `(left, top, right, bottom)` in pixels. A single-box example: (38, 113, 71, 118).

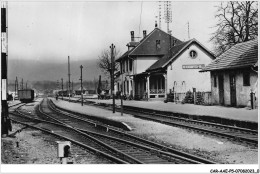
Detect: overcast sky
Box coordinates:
(8, 1, 219, 63)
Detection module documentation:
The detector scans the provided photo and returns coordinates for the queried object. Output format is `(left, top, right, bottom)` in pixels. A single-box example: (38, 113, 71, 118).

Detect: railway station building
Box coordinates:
(201, 39, 258, 108)
(115, 26, 215, 100)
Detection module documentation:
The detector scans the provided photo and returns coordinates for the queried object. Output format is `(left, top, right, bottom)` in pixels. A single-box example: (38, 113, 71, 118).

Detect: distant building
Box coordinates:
(115, 26, 215, 100)
(75, 87, 87, 95)
(201, 39, 258, 107)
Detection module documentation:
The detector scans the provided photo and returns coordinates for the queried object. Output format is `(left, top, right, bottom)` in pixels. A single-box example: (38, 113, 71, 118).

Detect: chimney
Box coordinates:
(130, 31, 134, 42)
(143, 30, 147, 38)
(155, 21, 158, 28)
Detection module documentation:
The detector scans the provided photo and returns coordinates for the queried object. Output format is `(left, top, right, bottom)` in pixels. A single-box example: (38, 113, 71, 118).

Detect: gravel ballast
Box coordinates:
(52, 99, 258, 164)
(2, 98, 258, 164)
(1, 123, 113, 164)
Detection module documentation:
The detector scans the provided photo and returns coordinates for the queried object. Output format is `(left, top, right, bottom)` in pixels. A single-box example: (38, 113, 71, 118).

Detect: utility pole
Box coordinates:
(80, 65, 83, 106)
(110, 44, 115, 113)
(61, 78, 63, 100)
(21, 78, 23, 90)
(68, 56, 71, 102)
(1, 1, 11, 136)
(15, 76, 18, 97)
(57, 80, 59, 89)
(72, 81, 73, 93)
(26, 81, 27, 89)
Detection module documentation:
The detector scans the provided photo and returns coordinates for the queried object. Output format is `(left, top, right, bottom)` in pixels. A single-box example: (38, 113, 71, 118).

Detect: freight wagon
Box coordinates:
(18, 89, 35, 103)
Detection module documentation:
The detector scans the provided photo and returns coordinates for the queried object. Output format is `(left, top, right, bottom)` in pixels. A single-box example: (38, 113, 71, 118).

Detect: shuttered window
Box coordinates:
(213, 75, 217, 87)
(129, 59, 132, 71)
(243, 71, 250, 86)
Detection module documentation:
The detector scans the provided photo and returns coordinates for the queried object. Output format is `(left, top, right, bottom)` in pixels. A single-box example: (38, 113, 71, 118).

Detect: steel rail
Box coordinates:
(67, 98, 257, 146)
(9, 112, 128, 164)
(38, 99, 144, 164)
(48, 98, 216, 164)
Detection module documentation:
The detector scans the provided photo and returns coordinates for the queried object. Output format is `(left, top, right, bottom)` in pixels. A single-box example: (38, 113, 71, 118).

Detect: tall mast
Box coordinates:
(68, 56, 71, 101)
(158, 1, 162, 29)
(164, 1, 172, 34)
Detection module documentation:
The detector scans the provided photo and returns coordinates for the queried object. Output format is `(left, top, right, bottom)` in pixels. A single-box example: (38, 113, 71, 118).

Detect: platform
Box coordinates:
(70, 97, 258, 123)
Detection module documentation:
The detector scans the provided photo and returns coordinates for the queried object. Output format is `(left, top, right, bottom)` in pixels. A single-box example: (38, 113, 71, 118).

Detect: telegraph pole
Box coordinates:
(68, 56, 71, 102)
(1, 1, 11, 136)
(110, 44, 115, 113)
(57, 80, 59, 89)
(21, 78, 23, 90)
(72, 81, 73, 93)
(61, 78, 63, 100)
(80, 65, 83, 106)
(15, 76, 18, 97)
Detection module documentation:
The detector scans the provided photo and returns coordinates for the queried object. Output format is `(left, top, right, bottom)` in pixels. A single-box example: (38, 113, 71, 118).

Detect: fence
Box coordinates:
(172, 91, 212, 105)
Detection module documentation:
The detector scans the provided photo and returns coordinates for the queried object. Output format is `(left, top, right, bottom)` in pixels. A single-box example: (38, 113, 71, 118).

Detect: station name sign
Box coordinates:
(182, 64, 205, 69)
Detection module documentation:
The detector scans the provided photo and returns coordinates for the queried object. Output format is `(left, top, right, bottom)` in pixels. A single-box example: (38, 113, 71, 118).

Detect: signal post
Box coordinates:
(1, 2, 11, 136)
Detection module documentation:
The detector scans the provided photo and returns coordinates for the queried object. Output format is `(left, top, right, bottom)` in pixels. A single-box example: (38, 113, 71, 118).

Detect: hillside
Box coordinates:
(8, 58, 104, 82)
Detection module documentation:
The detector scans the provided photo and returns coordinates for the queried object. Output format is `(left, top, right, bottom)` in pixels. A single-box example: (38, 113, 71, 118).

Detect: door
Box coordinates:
(218, 74, 224, 105)
(230, 73, 237, 106)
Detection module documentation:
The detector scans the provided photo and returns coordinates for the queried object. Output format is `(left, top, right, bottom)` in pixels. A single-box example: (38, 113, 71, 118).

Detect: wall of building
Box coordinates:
(236, 70, 258, 107)
(210, 73, 219, 104)
(115, 73, 133, 95)
(211, 70, 258, 107)
(223, 73, 231, 105)
(135, 57, 159, 74)
(166, 44, 213, 93)
(115, 57, 135, 95)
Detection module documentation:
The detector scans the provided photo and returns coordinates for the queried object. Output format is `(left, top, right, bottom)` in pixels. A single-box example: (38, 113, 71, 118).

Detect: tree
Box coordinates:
(211, 1, 258, 56)
(97, 49, 120, 77)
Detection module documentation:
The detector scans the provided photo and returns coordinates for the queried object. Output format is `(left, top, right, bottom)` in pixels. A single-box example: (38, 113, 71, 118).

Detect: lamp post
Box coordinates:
(110, 44, 115, 113)
(80, 65, 83, 106)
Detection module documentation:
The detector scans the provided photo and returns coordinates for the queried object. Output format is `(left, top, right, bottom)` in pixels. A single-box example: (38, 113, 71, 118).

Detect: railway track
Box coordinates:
(61, 98, 258, 147)
(9, 113, 117, 164)
(37, 98, 215, 164)
(8, 102, 26, 109)
(9, 111, 129, 164)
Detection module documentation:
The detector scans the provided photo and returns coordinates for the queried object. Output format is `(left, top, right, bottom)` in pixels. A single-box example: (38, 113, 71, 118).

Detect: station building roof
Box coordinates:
(146, 39, 215, 72)
(201, 39, 258, 72)
(116, 27, 182, 62)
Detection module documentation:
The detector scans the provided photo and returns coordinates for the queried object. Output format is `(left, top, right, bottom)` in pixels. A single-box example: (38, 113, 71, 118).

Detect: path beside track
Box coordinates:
(83, 98, 258, 123)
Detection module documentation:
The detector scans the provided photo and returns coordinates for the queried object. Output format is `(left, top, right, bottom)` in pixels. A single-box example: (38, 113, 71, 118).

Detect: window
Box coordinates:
(124, 81, 126, 94)
(156, 40, 161, 49)
(213, 75, 217, 87)
(120, 62, 122, 73)
(122, 60, 125, 73)
(243, 71, 250, 86)
(189, 50, 197, 58)
(117, 83, 120, 92)
(126, 59, 128, 72)
(127, 80, 129, 93)
(129, 59, 132, 71)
